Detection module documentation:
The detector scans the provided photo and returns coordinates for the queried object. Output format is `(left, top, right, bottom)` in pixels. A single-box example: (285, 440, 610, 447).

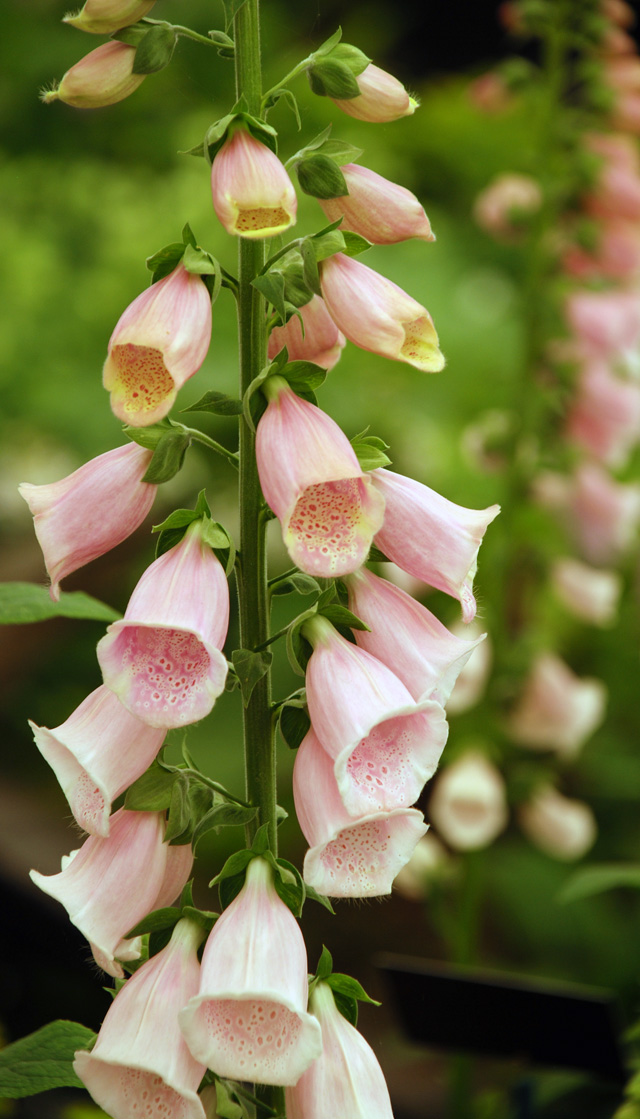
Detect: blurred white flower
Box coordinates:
(428, 751, 508, 851)
(519, 785, 597, 861)
(508, 652, 607, 757)
(551, 557, 622, 627)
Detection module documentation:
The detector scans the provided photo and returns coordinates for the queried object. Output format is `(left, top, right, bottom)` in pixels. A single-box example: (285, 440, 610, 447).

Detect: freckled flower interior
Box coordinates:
(71, 771, 106, 835)
(196, 998, 305, 1082)
(317, 819, 397, 896)
(286, 478, 375, 576)
(110, 626, 213, 724)
(343, 711, 439, 814)
(235, 207, 290, 235)
(80, 1064, 195, 1119)
(107, 343, 176, 424)
(400, 315, 443, 371)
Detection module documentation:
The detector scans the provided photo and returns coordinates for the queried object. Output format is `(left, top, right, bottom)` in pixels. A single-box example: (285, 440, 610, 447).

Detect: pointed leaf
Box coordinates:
(145, 242, 186, 283)
(181, 391, 244, 416)
(304, 884, 335, 913)
(0, 1021, 97, 1098)
(231, 649, 273, 708)
(325, 972, 380, 1006)
(163, 776, 191, 843)
(297, 154, 348, 200)
(192, 802, 258, 850)
(0, 584, 120, 625)
(314, 946, 334, 980)
(278, 703, 310, 750)
(133, 24, 177, 74)
(342, 230, 372, 257)
(271, 572, 320, 597)
(252, 272, 287, 321)
(142, 430, 191, 484)
(124, 758, 177, 812)
(126, 906, 182, 938)
(559, 863, 640, 904)
(282, 361, 327, 394)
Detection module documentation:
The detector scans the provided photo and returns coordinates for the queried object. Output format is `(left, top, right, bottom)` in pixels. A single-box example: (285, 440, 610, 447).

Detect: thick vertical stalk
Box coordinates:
(233, 0, 277, 854)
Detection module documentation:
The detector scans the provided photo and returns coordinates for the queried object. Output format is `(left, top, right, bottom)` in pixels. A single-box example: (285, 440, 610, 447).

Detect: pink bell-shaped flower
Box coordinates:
(508, 652, 607, 757)
(303, 616, 448, 817)
(428, 751, 508, 851)
(473, 173, 542, 241)
(74, 918, 207, 1119)
(332, 63, 417, 123)
(103, 263, 212, 427)
(518, 785, 597, 861)
(372, 468, 500, 622)
(41, 41, 145, 108)
(30, 808, 193, 977)
(211, 128, 297, 239)
(565, 361, 640, 468)
(63, 0, 157, 34)
(97, 520, 229, 728)
(345, 568, 485, 706)
(584, 132, 640, 221)
(321, 253, 444, 372)
(570, 462, 640, 564)
(29, 685, 164, 837)
(179, 856, 322, 1085)
(562, 219, 640, 282)
(285, 980, 394, 1119)
(293, 726, 428, 898)
(319, 164, 435, 245)
(19, 442, 156, 601)
(267, 296, 346, 370)
(550, 557, 622, 627)
(255, 377, 385, 576)
(565, 289, 640, 362)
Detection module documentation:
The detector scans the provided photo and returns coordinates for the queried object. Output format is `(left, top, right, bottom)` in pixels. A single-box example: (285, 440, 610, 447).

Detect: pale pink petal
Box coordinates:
(428, 752, 508, 851)
(319, 164, 434, 244)
(332, 63, 416, 123)
(267, 296, 346, 370)
(63, 0, 157, 34)
(508, 652, 607, 757)
(42, 41, 145, 108)
(211, 129, 297, 239)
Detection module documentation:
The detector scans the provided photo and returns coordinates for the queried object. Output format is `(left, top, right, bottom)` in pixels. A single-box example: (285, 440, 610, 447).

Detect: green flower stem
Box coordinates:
(261, 57, 312, 111)
(234, 7, 285, 1115)
(181, 427, 239, 469)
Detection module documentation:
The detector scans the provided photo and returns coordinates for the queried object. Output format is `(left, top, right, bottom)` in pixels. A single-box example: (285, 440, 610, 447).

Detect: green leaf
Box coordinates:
(368, 543, 390, 563)
(231, 649, 273, 708)
(325, 972, 381, 1006)
(314, 946, 334, 981)
(278, 702, 310, 750)
(182, 222, 197, 248)
(0, 584, 120, 625)
(312, 27, 343, 58)
(242, 362, 274, 432)
(314, 137, 363, 165)
(300, 239, 321, 297)
(351, 435, 392, 471)
(181, 905, 219, 933)
(214, 1078, 244, 1119)
(152, 509, 199, 535)
(285, 604, 318, 676)
(181, 391, 244, 416)
(282, 361, 327, 394)
(304, 884, 335, 913)
(192, 802, 258, 850)
(142, 430, 191, 484)
(342, 230, 372, 257)
(558, 863, 640, 904)
(0, 1021, 97, 1097)
(182, 245, 222, 305)
(262, 88, 301, 129)
(124, 418, 174, 450)
(252, 272, 287, 322)
(126, 906, 182, 938)
(273, 858, 306, 918)
(124, 758, 176, 812)
(297, 154, 348, 200)
(145, 242, 185, 282)
(318, 603, 369, 632)
(310, 227, 346, 263)
(327, 42, 370, 76)
(332, 991, 359, 1027)
(111, 21, 149, 47)
(133, 24, 177, 74)
(271, 572, 320, 597)
(164, 776, 192, 844)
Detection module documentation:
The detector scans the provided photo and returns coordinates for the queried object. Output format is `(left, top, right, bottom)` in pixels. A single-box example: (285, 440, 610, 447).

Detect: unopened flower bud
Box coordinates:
(319, 164, 434, 245)
(332, 63, 417, 122)
(63, 0, 156, 34)
(211, 128, 297, 239)
(41, 41, 145, 109)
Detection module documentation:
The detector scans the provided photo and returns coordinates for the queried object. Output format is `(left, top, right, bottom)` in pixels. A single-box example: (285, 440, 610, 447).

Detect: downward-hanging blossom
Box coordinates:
(30, 808, 193, 977)
(303, 616, 449, 817)
(267, 296, 346, 370)
(179, 856, 322, 1085)
(63, 0, 157, 34)
(97, 519, 229, 728)
(508, 652, 607, 757)
(320, 253, 444, 372)
(29, 684, 164, 837)
(103, 263, 212, 427)
(550, 557, 622, 627)
(428, 751, 508, 851)
(345, 567, 486, 706)
(293, 726, 428, 898)
(518, 785, 597, 861)
(40, 41, 145, 108)
(211, 127, 297, 239)
(318, 163, 435, 244)
(285, 980, 394, 1119)
(331, 63, 417, 123)
(371, 468, 500, 622)
(19, 442, 156, 601)
(565, 361, 640, 468)
(255, 377, 385, 576)
(74, 919, 207, 1119)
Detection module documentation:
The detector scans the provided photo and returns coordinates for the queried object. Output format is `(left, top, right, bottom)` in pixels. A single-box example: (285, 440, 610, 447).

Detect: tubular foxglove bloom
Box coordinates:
(74, 919, 207, 1119)
(565, 361, 640, 468)
(332, 63, 417, 123)
(318, 164, 435, 245)
(428, 752, 508, 851)
(255, 378, 385, 576)
(508, 652, 607, 757)
(285, 981, 394, 1119)
(41, 41, 145, 108)
(372, 468, 500, 622)
(103, 263, 212, 427)
(97, 520, 229, 728)
(29, 685, 164, 837)
(293, 726, 428, 898)
(179, 857, 322, 1085)
(63, 0, 157, 33)
(473, 173, 542, 241)
(551, 557, 622, 627)
(320, 253, 444, 373)
(565, 289, 640, 362)
(518, 785, 597, 861)
(267, 296, 346, 370)
(303, 616, 448, 818)
(211, 128, 297, 239)
(19, 442, 156, 601)
(570, 462, 640, 564)
(30, 809, 193, 977)
(345, 568, 486, 706)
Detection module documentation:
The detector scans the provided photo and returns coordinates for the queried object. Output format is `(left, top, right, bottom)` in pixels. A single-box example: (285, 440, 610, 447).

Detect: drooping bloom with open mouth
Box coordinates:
(211, 127, 297, 239)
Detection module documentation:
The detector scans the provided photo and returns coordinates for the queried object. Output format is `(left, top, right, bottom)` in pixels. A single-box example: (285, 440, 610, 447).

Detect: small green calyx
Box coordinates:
(307, 34, 371, 100)
(296, 154, 348, 200)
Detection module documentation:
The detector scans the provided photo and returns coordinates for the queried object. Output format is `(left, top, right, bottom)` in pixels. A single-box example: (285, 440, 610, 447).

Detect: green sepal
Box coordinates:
(326, 971, 381, 1007)
(305, 885, 334, 914)
(289, 125, 362, 170)
(325, 42, 371, 75)
(342, 230, 372, 257)
(262, 87, 301, 129)
(281, 360, 327, 395)
(276, 691, 310, 750)
(213, 1078, 245, 1119)
(242, 355, 286, 431)
(201, 111, 278, 165)
(152, 494, 235, 573)
(252, 272, 287, 321)
(124, 756, 176, 812)
(231, 648, 274, 708)
(181, 905, 219, 933)
(163, 774, 192, 843)
(317, 603, 370, 633)
(125, 906, 182, 938)
(132, 23, 177, 74)
(146, 241, 185, 282)
(181, 390, 244, 416)
(142, 428, 191, 484)
(368, 543, 390, 563)
(314, 945, 334, 981)
(270, 572, 320, 597)
(351, 429, 392, 470)
(111, 21, 149, 47)
(300, 238, 322, 297)
(0, 583, 120, 625)
(182, 244, 223, 304)
(285, 602, 319, 676)
(296, 154, 348, 200)
(308, 58, 361, 100)
(191, 802, 259, 850)
(124, 417, 174, 450)
(211, 848, 256, 909)
(273, 857, 306, 918)
(0, 1021, 97, 1098)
